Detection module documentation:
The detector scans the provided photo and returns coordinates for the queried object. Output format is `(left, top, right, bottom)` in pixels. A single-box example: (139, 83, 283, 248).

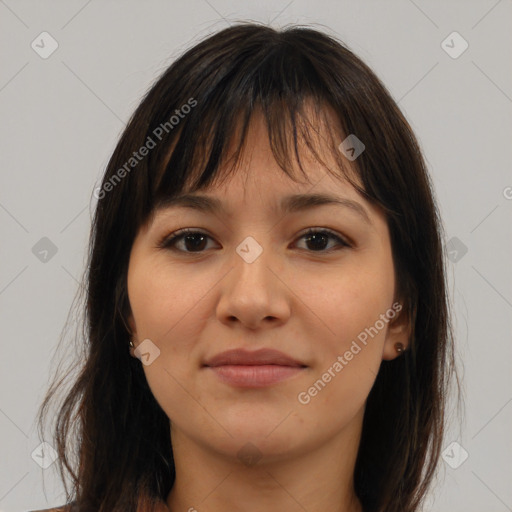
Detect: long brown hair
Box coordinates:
(37, 22, 459, 512)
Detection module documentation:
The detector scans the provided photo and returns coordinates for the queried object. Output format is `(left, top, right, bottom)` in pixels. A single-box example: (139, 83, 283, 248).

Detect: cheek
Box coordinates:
(127, 261, 208, 419)
(297, 260, 395, 342)
(292, 270, 390, 430)
(127, 259, 214, 341)
(289, 255, 396, 414)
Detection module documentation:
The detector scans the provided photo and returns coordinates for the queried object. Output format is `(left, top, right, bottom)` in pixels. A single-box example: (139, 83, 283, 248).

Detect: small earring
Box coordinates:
(129, 340, 134, 348)
(394, 342, 405, 354)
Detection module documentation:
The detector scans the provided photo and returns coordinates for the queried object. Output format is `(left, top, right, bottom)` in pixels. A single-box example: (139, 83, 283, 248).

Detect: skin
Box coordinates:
(126, 109, 410, 512)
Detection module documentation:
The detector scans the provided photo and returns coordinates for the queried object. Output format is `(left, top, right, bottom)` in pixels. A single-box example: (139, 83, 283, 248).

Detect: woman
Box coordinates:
(34, 21, 458, 512)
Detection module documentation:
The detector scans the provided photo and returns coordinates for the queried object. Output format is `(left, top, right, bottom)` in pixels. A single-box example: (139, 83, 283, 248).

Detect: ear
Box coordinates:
(125, 309, 138, 358)
(382, 300, 412, 361)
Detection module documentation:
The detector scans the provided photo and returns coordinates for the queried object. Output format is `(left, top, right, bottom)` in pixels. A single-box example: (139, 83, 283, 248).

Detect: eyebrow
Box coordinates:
(155, 192, 372, 224)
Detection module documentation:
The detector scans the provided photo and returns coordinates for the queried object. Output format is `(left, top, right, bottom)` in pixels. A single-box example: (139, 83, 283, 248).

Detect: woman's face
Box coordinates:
(126, 111, 409, 465)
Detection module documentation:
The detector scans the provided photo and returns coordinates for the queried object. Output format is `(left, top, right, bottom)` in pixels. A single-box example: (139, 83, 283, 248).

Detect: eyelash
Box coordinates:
(156, 228, 351, 254)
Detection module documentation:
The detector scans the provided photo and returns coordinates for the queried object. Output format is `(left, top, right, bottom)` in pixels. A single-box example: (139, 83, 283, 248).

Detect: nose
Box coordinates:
(215, 236, 291, 330)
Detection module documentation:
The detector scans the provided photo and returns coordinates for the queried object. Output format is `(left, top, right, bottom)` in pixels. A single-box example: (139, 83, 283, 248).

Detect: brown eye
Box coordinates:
(158, 229, 215, 253)
(158, 228, 350, 255)
(294, 229, 350, 253)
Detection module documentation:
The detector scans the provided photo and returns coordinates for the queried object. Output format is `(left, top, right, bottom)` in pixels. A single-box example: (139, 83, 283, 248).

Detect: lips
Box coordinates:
(203, 348, 307, 388)
(203, 348, 306, 368)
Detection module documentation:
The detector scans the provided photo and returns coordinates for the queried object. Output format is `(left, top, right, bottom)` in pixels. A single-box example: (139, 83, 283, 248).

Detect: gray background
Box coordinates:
(1, 1, 511, 511)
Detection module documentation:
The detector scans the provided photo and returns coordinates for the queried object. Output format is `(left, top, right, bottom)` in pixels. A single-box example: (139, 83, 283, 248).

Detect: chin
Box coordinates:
(211, 431, 304, 466)
(215, 410, 304, 449)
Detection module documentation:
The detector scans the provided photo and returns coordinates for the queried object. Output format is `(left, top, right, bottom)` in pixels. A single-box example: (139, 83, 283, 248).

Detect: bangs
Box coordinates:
(141, 29, 369, 215)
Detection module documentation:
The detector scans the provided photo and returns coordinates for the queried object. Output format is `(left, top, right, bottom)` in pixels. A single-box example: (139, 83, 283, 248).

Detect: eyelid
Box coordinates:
(297, 227, 352, 248)
(155, 228, 217, 250)
(156, 227, 353, 253)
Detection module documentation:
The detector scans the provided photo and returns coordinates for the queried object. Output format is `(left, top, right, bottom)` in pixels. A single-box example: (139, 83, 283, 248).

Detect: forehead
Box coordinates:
(154, 190, 372, 227)
(152, 149, 378, 235)
(186, 104, 360, 193)
(152, 102, 373, 223)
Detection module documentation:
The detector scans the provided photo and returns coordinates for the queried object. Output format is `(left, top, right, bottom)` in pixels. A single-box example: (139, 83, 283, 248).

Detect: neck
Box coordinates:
(165, 408, 364, 512)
